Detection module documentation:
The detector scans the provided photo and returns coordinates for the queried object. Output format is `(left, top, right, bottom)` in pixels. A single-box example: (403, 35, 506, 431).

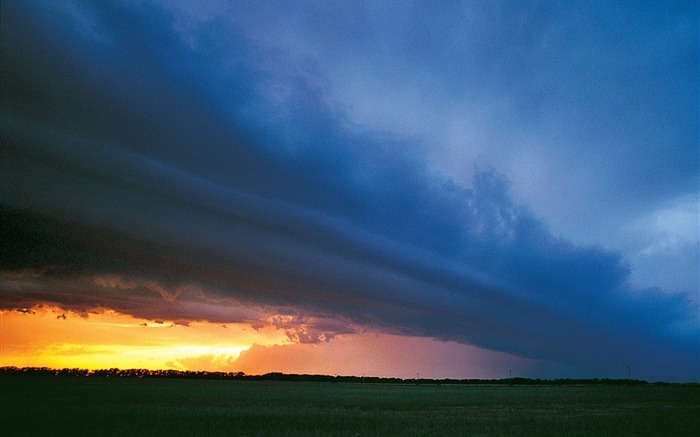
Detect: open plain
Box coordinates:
(2, 373, 698, 436)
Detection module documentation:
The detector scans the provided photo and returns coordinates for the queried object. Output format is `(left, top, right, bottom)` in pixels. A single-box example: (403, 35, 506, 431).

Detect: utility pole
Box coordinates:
(627, 365, 631, 380)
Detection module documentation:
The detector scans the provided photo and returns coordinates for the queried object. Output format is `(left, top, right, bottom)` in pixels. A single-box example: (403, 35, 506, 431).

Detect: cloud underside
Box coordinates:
(0, 1, 697, 380)
(2, 128, 695, 378)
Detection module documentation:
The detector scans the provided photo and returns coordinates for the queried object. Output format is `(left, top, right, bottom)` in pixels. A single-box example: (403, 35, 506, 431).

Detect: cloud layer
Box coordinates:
(1, 1, 698, 380)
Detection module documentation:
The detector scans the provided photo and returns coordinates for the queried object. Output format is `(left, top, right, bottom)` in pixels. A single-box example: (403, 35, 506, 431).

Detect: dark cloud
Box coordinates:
(1, 1, 697, 381)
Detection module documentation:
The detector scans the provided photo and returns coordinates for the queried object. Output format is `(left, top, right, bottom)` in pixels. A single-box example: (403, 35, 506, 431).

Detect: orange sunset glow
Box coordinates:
(1, 305, 537, 379)
(0, 305, 290, 372)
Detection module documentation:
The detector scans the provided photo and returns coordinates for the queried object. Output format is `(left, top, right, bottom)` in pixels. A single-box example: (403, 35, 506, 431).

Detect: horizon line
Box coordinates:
(3, 366, 696, 386)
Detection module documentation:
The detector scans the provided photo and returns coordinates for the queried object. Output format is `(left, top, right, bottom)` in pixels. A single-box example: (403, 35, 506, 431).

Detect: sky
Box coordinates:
(1, 0, 698, 381)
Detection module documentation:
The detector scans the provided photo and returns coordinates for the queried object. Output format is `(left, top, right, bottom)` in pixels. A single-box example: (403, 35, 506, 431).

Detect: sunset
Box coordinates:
(1, 305, 273, 371)
(1, 0, 698, 390)
(2, 303, 541, 379)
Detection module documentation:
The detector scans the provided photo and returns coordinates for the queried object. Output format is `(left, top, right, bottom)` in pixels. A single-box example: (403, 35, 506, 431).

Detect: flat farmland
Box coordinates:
(2, 375, 698, 436)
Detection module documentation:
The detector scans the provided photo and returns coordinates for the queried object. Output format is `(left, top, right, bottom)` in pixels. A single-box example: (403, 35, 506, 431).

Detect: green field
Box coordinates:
(2, 375, 698, 436)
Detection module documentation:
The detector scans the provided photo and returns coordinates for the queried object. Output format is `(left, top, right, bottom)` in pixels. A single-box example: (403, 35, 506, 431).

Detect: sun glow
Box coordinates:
(0, 305, 289, 371)
(1, 304, 541, 379)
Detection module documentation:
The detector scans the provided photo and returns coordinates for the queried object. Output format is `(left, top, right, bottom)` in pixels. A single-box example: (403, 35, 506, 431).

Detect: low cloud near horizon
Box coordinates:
(1, 1, 698, 381)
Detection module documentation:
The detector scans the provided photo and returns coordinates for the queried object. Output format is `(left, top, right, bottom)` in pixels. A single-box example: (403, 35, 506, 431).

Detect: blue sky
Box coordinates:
(1, 1, 698, 380)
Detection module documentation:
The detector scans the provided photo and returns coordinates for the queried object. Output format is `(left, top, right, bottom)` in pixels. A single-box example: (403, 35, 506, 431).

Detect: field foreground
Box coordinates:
(2, 374, 698, 436)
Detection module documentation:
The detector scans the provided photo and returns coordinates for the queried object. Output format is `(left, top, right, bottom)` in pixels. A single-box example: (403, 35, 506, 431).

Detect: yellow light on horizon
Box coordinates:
(0, 305, 289, 372)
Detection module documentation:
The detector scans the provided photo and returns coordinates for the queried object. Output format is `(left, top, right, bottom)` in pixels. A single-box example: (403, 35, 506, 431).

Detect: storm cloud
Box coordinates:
(1, 1, 697, 380)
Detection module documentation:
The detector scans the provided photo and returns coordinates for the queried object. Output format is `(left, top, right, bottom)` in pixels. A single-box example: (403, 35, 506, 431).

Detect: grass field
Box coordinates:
(2, 375, 698, 436)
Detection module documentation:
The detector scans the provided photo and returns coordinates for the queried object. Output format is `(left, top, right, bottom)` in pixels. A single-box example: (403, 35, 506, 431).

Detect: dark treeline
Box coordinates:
(2, 366, 693, 385)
